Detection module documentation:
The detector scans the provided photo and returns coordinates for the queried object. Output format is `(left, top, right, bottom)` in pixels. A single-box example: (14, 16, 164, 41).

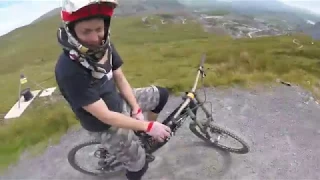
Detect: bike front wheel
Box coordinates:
(189, 122, 250, 154)
(67, 140, 125, 177)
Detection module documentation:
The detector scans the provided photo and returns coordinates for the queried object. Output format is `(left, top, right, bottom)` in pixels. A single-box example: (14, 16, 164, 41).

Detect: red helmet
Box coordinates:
(61, 0, 118, 25)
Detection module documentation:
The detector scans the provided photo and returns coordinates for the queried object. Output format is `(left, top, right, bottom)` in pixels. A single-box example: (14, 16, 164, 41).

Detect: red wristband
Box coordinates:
(146, 122, 154, 132)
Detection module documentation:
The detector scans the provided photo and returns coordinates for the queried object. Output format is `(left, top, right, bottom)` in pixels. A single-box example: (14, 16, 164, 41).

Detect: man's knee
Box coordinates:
(151, 86, 169, 114)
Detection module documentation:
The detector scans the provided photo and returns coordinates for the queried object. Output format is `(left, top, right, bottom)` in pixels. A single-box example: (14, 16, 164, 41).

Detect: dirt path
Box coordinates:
(1, 85, 320, 180)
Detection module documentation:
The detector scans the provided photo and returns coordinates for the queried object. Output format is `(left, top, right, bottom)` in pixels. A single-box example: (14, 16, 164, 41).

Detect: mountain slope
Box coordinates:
(32, 8, 60, 24)
(180, 0, 290, 12)
(181, 0, 320, 21)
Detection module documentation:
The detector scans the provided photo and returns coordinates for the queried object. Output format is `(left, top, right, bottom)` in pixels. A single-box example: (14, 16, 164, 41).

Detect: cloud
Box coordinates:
(0, 1, 60, 36)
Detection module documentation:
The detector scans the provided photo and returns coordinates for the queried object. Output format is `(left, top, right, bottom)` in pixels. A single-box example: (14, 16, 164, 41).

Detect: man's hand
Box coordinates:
(145, 121, 171, 142)
(131, 108, 145, 121)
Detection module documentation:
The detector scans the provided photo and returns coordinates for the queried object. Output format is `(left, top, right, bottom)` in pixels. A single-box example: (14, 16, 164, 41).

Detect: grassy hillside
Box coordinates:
(1, 14, 320, 172)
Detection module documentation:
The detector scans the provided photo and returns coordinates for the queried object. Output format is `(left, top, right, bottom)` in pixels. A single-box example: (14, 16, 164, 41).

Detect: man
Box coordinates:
(54, 1, 172, 180)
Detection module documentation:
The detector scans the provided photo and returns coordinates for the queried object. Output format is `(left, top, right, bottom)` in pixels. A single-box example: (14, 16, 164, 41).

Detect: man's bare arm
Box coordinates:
(113, 67, 140, 112)
(83, 98, 148, 131)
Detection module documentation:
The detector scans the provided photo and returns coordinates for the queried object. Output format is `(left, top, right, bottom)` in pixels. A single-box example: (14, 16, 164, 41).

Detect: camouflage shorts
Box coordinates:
(89, 85, 160, 172)
(121, 84, 160, 116)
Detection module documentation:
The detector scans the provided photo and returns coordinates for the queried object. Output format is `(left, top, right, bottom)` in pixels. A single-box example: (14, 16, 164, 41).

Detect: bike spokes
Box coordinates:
(73, 144, 107, 173)
(68, 141, 125, 176)
(205, 126, 245, 150)
(189, 123, 250, 154)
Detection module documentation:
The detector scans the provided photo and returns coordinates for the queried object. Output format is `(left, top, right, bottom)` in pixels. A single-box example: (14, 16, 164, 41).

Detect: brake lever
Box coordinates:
(199, 66, 206, 78)
(201, 70, 206, 78)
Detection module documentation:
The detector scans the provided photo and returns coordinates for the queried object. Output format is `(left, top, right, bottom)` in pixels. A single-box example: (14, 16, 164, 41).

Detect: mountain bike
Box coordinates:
(67, 53, 250, 177)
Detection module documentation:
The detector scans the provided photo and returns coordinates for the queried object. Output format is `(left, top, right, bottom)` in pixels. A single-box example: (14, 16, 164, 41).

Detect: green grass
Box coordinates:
(0, 14, 320, 172)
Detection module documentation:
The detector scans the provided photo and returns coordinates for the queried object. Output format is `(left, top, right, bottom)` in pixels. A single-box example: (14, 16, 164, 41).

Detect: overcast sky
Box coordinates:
(280, 0, 320, 14)
(0, 1, 60, 36)
(0, 0, 319, 36)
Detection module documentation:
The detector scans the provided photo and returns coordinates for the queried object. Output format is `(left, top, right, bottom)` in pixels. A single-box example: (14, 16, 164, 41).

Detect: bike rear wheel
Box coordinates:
(189, 122, 250, 154)
(67, 140, 125, 177)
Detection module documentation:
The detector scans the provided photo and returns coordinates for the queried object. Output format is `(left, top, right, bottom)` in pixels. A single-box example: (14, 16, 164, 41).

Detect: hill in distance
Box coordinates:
(180, 0, 320, 23)
(178, 0, 320, 39)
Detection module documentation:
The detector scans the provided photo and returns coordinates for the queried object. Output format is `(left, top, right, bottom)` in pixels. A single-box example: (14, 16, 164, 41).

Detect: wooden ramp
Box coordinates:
(4, 90, 41, 119)
(4, 87, 57, 119)
(39, 87, 57, 97)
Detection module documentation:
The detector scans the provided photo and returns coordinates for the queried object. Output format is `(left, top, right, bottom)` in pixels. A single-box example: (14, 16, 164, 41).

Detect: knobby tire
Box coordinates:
(189, 122, 250, 154)
(67, 140, 124, 177)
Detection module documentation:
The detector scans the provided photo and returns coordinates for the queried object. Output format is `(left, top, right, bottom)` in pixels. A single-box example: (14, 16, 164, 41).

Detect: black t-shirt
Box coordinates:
(55, 43, 124, 132)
